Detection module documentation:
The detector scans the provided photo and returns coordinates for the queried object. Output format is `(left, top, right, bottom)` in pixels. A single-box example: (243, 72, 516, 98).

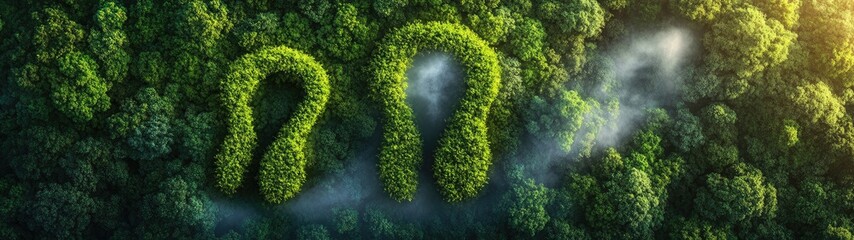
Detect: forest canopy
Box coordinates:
(0, 0, 853, 239)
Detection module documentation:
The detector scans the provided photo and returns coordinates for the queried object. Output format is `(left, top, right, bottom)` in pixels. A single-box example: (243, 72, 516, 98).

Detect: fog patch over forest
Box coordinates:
(282, 52, 468, 221)
(515, 26, 697, 186)
(284, 146, 381, 221)
(596, 26, 696, 147)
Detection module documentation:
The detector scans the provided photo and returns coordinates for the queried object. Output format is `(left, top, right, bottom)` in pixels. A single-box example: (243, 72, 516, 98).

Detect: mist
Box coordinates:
(282, 52, 469, 222)
(405, 52, 466, 151)
(596, 26, 695, 147)
(284, 146, 382, 221)
(514, 26, 696, 186)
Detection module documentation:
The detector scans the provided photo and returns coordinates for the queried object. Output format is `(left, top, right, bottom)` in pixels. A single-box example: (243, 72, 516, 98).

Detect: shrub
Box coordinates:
(370, 22, 501, 202)
(215, 45, 330, 204)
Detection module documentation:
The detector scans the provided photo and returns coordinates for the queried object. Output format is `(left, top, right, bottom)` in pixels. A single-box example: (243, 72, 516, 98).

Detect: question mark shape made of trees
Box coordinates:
(215, 46, 330, 204)
(371, 22, 502, 203)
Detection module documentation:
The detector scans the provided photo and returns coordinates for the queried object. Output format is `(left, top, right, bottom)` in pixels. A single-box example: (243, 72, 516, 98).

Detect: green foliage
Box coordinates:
(502, 168, 553, 237)
(487, 54, 525, 157)
(702, 5, 795, 99)
(176, 111, 217, 163)
(508, 17, 545, 61)
(537, 0, 605, 38)
(668, 217, 732, 239)
(32, 7, 84, 63)
(299, 0, 333, 23)
(333, 208, 359, 233)
(109, 87, 175, 160)
(235, 13, 315, 52)
(374, 0, 408, 18)
(751, 0, 801, 29)
(297, 225, 331, 240)
(172, 0, 232, 52)
(215, 46, 330, 203)
(52, 51, 110, 122)
(135, 51, 167, 84)
(89, 1, 129, 84)
(364, 208, 424, 239)
(798, 0, 854, 88)
(523, 90, 589, 153)
(671, 0, 738, 22)
(694, 163, 778, 223)
(27, 184, 95, 239)
(370, 22, 501, 202)
(140, 177, 215, 239)
(317, 3, 378, 61)
(1, 0, 854, 239)
(576, 126, 684, 239)
(668, 105, 705, 153)
(467, 7, 515, 45)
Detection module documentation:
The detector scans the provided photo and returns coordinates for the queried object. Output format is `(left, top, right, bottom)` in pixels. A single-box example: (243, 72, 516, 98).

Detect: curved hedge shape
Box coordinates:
(215, 46, 330, 204)
(371, 22, 501, 202)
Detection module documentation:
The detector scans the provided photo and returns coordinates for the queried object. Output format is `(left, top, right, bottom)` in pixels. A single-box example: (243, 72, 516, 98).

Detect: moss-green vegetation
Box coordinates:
(2, 0, 854, 238)
(216, 46, 330, 203)
(371, 22, 500, 202)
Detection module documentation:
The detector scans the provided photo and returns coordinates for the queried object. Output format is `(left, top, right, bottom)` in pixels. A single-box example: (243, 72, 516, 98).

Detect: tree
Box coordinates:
(52, 51, 111, 123)
(139, 177, 215, 239)
(109, 87, 175, 161)
(694, 163, 777, 224)
(536, 0, 605, 60)
(299, 0, 333, 23)
(668, 217, 733, 239)
(234, 12, 315, 52)
(523, 90, 589, 153)
(135, 51, 167, 85)
(508, 17, 545, 61)
(537, 0, 605, 38)
(297, 225, 331, 240)
(89, 1, 130, 84)
(468, 7, 515, 45)
(750, 0, 801, 29)
(798, 0, 854, 88)
(317, 3, 378, 61)
(333, 208, 359, 234)
(176, 111, 217, 163)
(588, 167, 658, 239)
(702, 5, 795, 99)
(671, 0, 739, 22)
(8, 126, 77, 181)
(166, 0, 232, 103)
(668, 105, 705, 153)
(374, 0, 408, 18)
(364, 208, 424, 239)
(502, 170, 552, 237)
(32, 7, 84, 63)
(27, 184, 95, 239)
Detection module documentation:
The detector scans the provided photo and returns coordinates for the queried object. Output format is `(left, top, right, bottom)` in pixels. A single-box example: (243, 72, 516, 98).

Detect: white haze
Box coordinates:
(596, 27, 695, 147)
(519, 26, 695, 186)
(284, 52, 466, 221)
(284, 147, 381, 221)
(405, 52, 465, 128)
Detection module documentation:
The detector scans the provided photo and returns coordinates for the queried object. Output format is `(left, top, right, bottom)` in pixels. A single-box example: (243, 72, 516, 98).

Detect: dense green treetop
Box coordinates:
(215, 45, 329, 204)
(370, 21, 500, 202)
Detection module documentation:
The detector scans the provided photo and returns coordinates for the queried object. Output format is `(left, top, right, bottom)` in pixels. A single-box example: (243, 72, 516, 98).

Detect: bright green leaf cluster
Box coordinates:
(370, 22, 501, 202)
(215, 46, 330, 204)
(52, 51, 110, 123)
